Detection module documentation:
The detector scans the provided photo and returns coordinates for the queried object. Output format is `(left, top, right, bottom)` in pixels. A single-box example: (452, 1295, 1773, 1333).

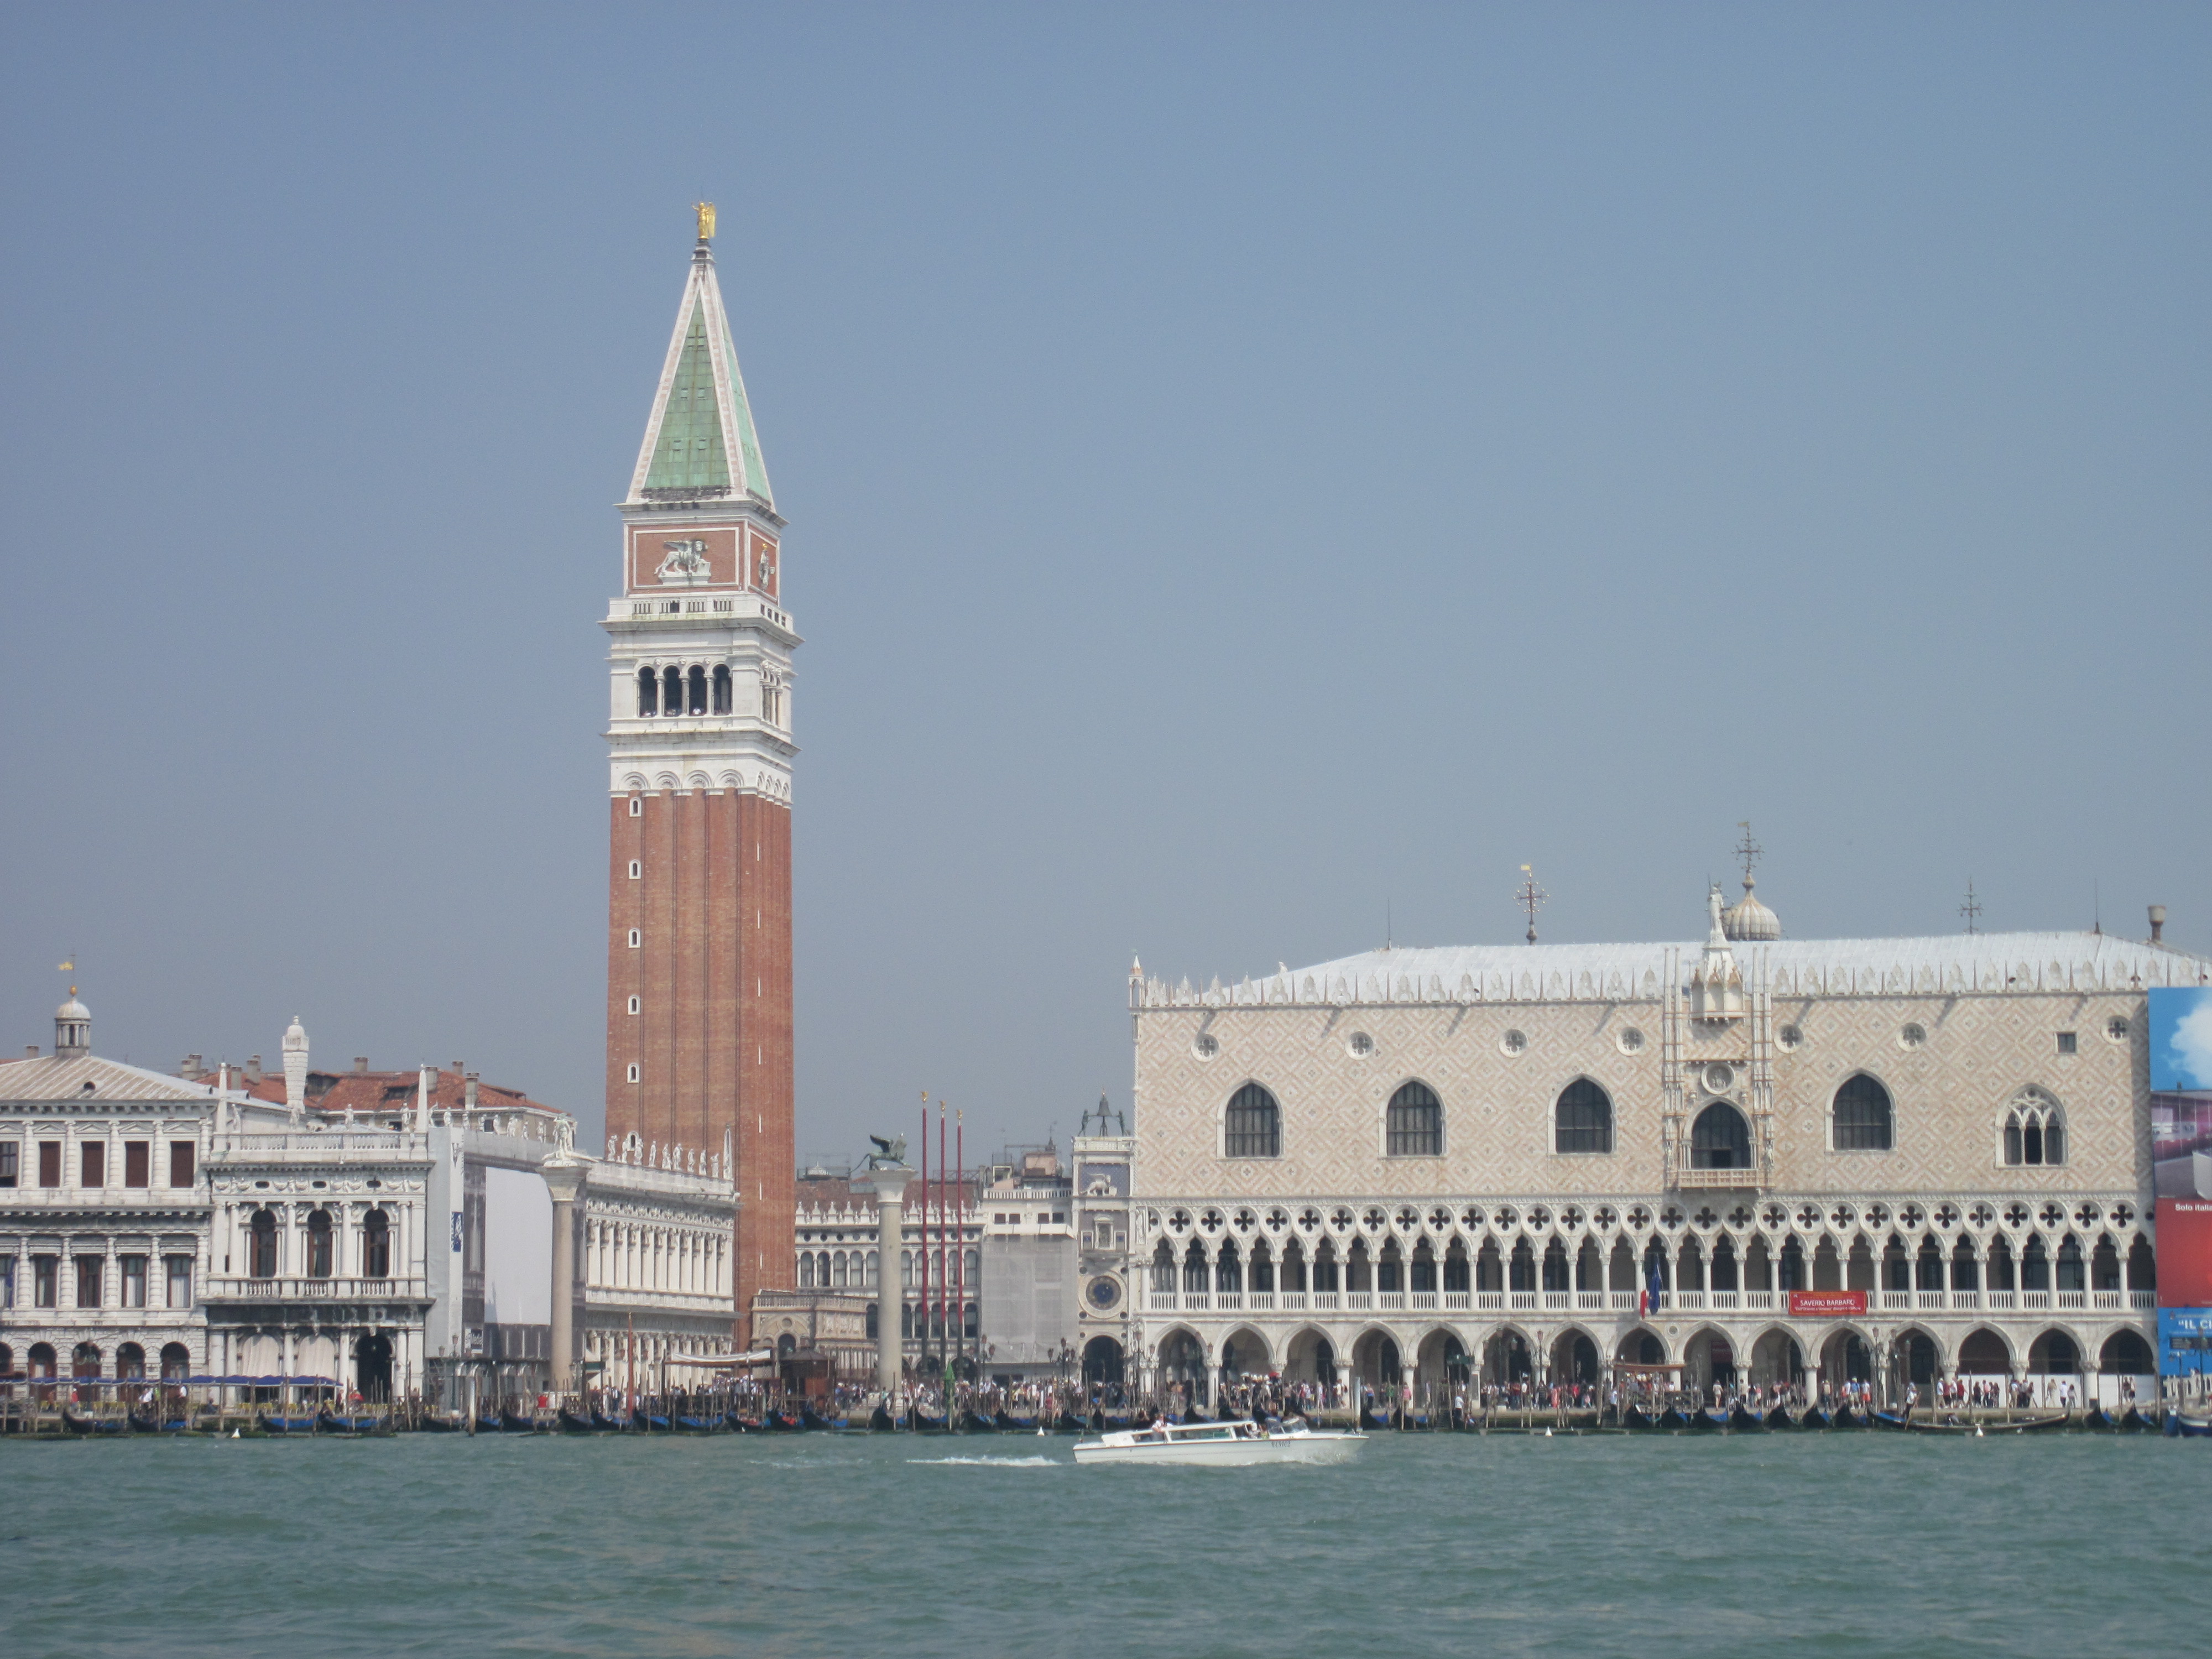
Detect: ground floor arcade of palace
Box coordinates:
(1126, 1193, 2162, 1406)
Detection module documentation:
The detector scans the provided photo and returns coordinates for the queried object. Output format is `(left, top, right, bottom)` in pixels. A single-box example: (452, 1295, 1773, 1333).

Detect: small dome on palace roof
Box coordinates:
(1721, 880, 1781, 942)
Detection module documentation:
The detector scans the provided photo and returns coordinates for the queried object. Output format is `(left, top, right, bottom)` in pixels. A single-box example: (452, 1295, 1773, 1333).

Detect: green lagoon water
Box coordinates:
(4, 1431, 2205, 1657)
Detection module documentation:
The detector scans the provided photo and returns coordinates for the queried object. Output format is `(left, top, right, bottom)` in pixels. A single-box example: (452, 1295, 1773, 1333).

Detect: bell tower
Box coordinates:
(603, 204, 797, 1345)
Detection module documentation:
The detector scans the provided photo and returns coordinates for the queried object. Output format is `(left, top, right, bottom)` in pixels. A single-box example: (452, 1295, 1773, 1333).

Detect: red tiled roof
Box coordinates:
(179, 1065, 559, 1119)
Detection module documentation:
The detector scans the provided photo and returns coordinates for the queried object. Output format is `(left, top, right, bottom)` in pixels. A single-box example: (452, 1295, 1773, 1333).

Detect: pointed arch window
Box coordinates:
(1689, 1102, 1751, 1170)
(1832, 1074, 1894, 1151)
(1385, 1082, 1443, 1157)
(2003, 1087, 2064, 1166)
(1223, 1083, 1281, 1159)
(1554, 1079, 1614, 1155)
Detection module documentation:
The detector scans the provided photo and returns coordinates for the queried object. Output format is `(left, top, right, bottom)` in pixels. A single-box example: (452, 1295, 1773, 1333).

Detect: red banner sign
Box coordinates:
(1788, 1290, 1867, 1317)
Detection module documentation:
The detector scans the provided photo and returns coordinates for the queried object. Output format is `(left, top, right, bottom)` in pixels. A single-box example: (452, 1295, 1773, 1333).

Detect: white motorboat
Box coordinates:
(1072, 1416, 1366, 1467)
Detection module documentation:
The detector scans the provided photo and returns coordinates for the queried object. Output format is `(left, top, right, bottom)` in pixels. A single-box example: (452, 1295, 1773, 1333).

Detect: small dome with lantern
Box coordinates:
(1722, 875, 1781, 942)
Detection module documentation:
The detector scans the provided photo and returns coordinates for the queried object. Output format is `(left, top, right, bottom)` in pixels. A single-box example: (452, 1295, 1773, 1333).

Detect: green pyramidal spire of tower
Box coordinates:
(628, 219, 774, 509)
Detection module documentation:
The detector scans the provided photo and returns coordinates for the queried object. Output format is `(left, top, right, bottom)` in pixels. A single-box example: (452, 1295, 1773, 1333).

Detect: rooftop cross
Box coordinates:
(1961, 879, 1983, 935)
(1734, 821, 1763, 894)
(1516, 864, 1547, 946)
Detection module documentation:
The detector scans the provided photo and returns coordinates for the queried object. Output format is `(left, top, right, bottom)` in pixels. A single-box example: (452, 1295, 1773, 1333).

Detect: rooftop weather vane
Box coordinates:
(1517, 864, 1547, 946)
(1960, 879, 1983, 935)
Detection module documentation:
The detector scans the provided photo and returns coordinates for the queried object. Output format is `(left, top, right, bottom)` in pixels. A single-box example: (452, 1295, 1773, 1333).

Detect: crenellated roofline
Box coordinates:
(1134, 930, 2211, 1011)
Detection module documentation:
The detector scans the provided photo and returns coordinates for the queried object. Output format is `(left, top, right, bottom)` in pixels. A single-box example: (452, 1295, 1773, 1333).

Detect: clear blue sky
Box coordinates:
(3, 3, 2205, 1162)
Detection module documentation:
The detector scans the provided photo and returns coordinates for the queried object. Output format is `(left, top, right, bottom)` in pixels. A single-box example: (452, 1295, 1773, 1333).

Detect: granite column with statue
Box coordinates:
(854, 1139, 914, 1404)
(543, 1147, 585, 1401)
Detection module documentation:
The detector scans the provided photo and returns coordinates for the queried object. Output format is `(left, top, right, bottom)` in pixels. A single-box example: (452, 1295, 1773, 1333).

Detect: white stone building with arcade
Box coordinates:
(1127, 879, 2206, 1409)
(1, 998, 735, 1410)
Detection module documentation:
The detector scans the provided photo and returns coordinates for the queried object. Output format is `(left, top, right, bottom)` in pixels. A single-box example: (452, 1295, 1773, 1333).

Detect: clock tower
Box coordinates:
(603, 207, 796, 1345)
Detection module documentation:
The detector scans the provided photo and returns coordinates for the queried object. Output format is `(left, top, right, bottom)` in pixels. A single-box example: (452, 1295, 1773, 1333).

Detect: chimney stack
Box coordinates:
(464, 1071, 479, 1112)
(354, 1056, 369, 1074)
(26, 1045, 39, 1059)
(2150, 905, 2167, 946)
(244, 1055, 263, 1085)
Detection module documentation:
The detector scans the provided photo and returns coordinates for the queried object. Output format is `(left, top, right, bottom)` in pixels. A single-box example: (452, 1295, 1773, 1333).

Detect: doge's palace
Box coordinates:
(1129, 878, 2209, 1405)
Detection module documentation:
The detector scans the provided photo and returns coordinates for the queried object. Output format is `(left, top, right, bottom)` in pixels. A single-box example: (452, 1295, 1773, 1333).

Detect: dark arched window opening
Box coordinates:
(687, 665, 708, 715)
(662, 666, 682, 717)
(1386, 1082, 1442, 1156)
(115, 1342, 145, 1380)
(306, 1210, 333, 1279)
(1541, 1239, 1571, 1292)
(1182, 1247, 1208, 1295)
(1223, 1083, 1281, 1159)
(248, 1209, 278, 1279)
(1150, 1241, 1176, 1293)
(2004, 1090, 2064, 1166)
(1554, 1079, 1613, 1155)
(1689, 1102, 1751, 1169)
(362, 1209, 391, 1279)
(711, 664, 732, 714)
(2055, 1235, 2085, 1293)
(2101, 1330, 2155, 1374)
(159, 1343, 190, 1381)
(636, 666, 659, 717)
(2128, 1237, 2157, 1291)
(1832, 1074, 1893, 1151)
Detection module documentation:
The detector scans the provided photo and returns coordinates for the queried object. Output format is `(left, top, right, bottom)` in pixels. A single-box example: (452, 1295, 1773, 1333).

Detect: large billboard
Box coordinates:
(2151, 987, 2212, 1199)
(2152, 985, 2212, 1092)
(2159, 1310, 2212, 1378)
(2156, 1198, 2212, 1310)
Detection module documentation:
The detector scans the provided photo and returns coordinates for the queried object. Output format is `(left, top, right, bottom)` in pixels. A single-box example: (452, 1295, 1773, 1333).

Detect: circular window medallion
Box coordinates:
(1192, 1032, 1219, 1059)
(1617, 1027, 1646, 1055)
(1776, 1024, 1802, 1051)
(2105, 1016, 2130, 1042)
(1899, 1022, 1927, 1050)
(1500, 1029, 1528, 1056)
(1347, 1031, 1374, 1058)
(1703, 1062, 1735, 1094)
(1085, 1276, 1121, 1311)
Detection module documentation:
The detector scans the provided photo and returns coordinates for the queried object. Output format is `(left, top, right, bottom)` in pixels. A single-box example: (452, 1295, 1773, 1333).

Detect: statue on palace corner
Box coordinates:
(865, 1134, 909, 1170)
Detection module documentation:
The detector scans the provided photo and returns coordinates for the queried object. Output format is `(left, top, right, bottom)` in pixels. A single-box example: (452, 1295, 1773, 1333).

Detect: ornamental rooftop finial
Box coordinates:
(695, 200, 716, 242)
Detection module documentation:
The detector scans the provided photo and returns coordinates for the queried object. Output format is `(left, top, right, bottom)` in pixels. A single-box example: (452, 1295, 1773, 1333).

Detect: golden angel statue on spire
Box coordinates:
(694, 201, 716, 242)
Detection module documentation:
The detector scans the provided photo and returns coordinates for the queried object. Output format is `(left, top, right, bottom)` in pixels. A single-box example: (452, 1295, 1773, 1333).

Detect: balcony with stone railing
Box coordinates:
(203, 1275, 427, 1304)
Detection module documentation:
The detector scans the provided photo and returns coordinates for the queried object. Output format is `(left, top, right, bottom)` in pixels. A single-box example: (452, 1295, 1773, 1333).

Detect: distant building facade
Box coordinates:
(1072, 1099, 1135, 1388)
(1129, 883, 2207, 1405)
(1, 1002, 733, 1405)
